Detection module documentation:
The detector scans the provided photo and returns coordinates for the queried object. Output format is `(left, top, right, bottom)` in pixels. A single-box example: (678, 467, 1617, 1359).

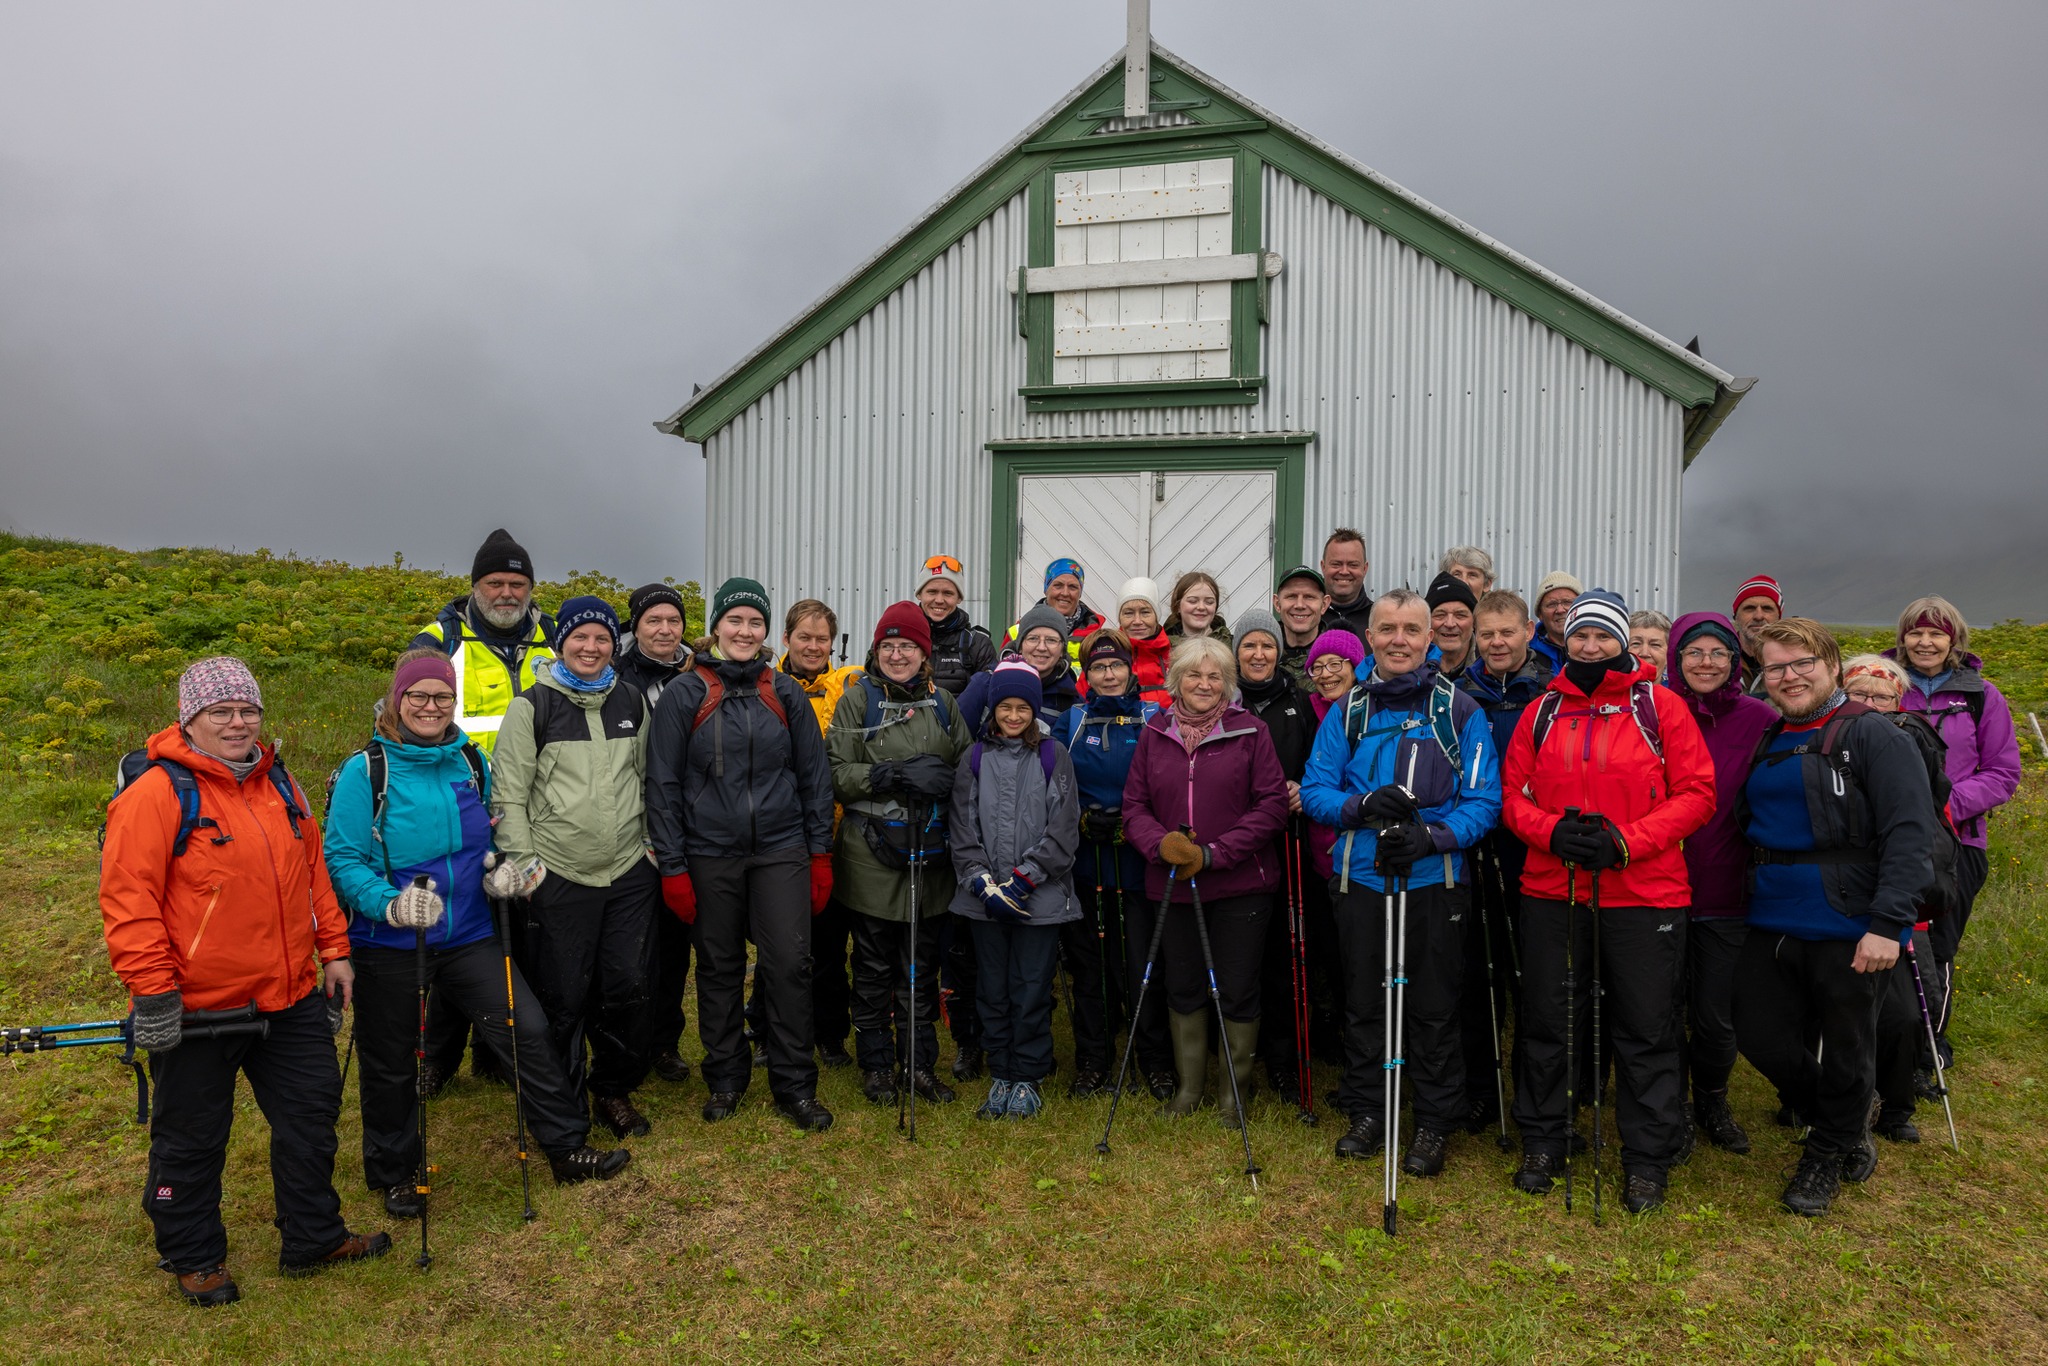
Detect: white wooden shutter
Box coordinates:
(1051, 158, 1235, 384)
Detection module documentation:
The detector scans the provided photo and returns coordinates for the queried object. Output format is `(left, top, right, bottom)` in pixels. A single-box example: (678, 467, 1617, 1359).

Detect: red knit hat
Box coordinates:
(1732, 574, 1782, 615)
(873, 600, 933, 655)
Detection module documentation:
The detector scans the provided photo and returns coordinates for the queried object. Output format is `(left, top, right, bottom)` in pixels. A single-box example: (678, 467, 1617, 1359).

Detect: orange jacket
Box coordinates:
(99, 725, 349, 1013)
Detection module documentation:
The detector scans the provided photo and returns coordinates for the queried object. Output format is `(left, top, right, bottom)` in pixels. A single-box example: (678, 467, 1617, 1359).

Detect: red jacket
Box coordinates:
(100, 726, 349, 1012)
(1502, 661, 1716, 909)
(1129, 630, 1173, 707)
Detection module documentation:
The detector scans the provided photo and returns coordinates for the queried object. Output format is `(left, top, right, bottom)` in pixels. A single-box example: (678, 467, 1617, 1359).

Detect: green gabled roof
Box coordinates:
(660, 45, 1746, 446)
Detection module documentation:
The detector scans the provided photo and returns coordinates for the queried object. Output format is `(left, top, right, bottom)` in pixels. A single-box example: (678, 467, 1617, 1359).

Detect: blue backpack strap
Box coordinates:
(1038, 738, 1057, 784)
(1427, 675, 1462, 770)
(267, 761, 306, 839)
(968, 740, 983, 778)
(158, 760, 203, 858)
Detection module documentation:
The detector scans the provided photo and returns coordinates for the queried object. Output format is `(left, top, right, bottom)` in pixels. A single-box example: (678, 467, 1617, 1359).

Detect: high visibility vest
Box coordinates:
(415, 615, 554, 757)
(1000, 618, 1097, 672)
(779, 656, 864, 735)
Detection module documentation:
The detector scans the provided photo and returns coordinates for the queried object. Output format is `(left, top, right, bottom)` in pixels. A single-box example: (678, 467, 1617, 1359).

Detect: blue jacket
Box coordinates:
(1058, 691, 1158, 892)
(325, 732, 497, 952)
(1299, 664, 1502, 893)
(1455, 651, 1554, 756)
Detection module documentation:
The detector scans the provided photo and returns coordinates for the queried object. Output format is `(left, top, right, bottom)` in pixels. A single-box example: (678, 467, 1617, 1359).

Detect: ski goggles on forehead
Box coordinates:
(923, 555, 962, 576)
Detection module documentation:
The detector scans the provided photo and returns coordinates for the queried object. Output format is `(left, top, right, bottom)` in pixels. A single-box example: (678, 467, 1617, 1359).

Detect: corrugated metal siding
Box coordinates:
(705, 165, 1688, 646)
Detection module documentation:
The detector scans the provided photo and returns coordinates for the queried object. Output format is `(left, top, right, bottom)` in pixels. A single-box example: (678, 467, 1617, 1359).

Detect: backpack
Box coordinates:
(1748, 703, 1963, 918)
(691, 661, 788, 732)
(104, 751, 307, 860)
(968, 737, 1059, 785)
(855, 675, 960, 739)
(1341, 673, 1467, 767)
(1527, 678, 1664, 762)
(324, 736, 486, 874)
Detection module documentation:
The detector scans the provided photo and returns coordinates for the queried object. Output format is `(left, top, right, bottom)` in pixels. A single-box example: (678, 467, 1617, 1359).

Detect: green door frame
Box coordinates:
(985, 433, 1315, 626)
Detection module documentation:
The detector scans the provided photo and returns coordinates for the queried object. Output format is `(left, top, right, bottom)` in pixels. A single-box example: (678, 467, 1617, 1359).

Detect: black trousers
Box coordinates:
(1260, 836, 1343, 1083)
(1923, 843, 1988, 1066)
(523, 860, 660, 1100)
(1161, 893, 1271, 1021)
(971, 919, 1061, 1083)
(1875, 954, 1925, 1118)
(1734, 931, 1883, 1157)
(1060, 880, 1131, 1073)
(1513, 897, 1688, 1171)
(1120, 881, 1175, 1075)
(811, 899, 854, 1049)
(353, 937, 589, 1189)
(425, 901, 525, 1077)
(1333, 883, 1467, 1129)
(144, 990, 348, 1273)
(1686, 916, 1747, 1094)
(941, 915, 982, 1050)
(651, 895, 693, 1058)
(1457, 843, 1521, 1113)
(693, 849, 818, 1101)
(850, 910, 944, 1071)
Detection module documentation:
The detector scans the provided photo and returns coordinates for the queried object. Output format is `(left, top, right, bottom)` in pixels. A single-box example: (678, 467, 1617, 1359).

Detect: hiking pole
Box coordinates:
(1561, 806, 1581, 1215)
(902, 809, 923, 1144)
(1097, 868, 1176, 1156)
(494, 899, 538, 1222)
(1906, 938, 1960, 1152)
(1476, 846, 1512, 1152)
(1287, 821, 1316, 1125)
(1385, 867, 1412, 1236)
(1588, 861, 1605, 1229)
(1187, 869, 1260, 1189)
(3, 1007, 269, 1124)
(412, 907, 435, 1270)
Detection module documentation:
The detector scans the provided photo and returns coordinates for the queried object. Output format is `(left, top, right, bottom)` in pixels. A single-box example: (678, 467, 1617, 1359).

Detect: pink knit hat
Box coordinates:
(178, 656, 263, 727)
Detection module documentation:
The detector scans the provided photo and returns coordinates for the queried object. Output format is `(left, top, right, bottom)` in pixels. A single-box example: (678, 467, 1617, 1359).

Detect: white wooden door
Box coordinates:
(1014, 469, 1274, 627)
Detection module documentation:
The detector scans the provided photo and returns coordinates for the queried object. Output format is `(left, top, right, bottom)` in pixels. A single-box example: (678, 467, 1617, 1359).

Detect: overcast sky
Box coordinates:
(3, 2, 2042, 623)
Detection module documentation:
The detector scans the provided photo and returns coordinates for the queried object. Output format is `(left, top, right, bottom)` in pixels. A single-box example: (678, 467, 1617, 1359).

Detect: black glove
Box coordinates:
(1358, 785, 1421, 825)
(1549, 816, 1601, 865)
(1079, 808, 1123, 844)
(326, 991, 347, 1037)
(130, 989, 183, 1052)
(1582, 819, 1628, 872)
(898, 753, 959, 802)
(1374, 822, 1435, 873)
(866, 760, 905, 796)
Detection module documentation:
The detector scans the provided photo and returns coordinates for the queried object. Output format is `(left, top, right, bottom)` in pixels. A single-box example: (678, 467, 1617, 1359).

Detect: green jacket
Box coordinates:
(490, 664, 651, 889)
(827, 672, 972, 923)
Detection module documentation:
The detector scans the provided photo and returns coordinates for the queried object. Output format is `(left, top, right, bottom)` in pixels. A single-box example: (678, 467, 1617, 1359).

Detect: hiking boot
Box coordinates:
(173, 1264, 240, 1307)
(1694, 1089, 1751, 1154)
(1622, 1167, 1667, 1214)
(1334, 1114, 1385, 1160)
(1067, 1067, 1108, 1099)
(280, 1231, 393, 1278)
(383, 1183, 423, 1220)
(416, 1060, 447, 1099)
(861, 1069, 898, 1105)
(776, 1097, 834, 1132)
(1513, 1149, 1563, 1195)
(1267, 1065, 1300, 1104)
(817, 1042, 854, 1069)
(1402, 1126, 1452, 1178)
(594, 1095, 651, 1140)
(1145, 1068, 1178, 1102)
(1163, 1010, 1209, 1118)
(908, 1069, 956, 1104)
(1782, 1150, 1841, 1217)
(1874, 1110, 1921, 1144)
(652, 1051, 691, 1084)
(951, 1046, 985, 1082)
(1913, 1069, 1944, 1104)
(1215, 1018, 1260, 1130)
(701, 1090, 744, 1122)
(1007, 1080, 1045, 1119)
(1840, 1133, 1879, 1183)
(1463, 1095, 1501, 1137)
(977, 1079, 1015, 1119)
(549, 1144, 632, 1185)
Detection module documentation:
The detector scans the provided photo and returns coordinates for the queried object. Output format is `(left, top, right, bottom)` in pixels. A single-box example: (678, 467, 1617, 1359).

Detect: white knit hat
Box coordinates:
(1116, 577, 1162, 620)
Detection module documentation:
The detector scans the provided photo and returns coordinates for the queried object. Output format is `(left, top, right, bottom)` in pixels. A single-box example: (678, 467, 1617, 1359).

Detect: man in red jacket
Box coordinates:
(1501, 592, 1716, 1213)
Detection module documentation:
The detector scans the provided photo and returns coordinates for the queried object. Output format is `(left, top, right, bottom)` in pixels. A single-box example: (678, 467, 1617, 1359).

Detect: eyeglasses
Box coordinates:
(196, 706, 263, 725)
(1761, 655, 1823, 681)
(1845, 686, 1898, 704)
(922, 555, 962, 575)
(1679, 648, 1733, 665)
(1307, 659, 1352, 678)
(875, 640, 921, 656)
(401, 690, 457, 709)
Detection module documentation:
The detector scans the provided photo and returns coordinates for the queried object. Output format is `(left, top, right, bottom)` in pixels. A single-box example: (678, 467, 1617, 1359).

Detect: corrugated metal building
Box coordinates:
(659, 43, 1752, 646)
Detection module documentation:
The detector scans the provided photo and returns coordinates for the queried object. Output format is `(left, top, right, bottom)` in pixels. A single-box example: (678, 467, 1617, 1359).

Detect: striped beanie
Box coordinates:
(1733, 574, 1782, 615)
(1564, 589, 1631, 647)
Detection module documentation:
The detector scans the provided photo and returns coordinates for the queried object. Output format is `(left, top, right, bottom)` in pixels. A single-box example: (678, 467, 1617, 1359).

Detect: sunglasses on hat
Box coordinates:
(923, 555, 962, 575)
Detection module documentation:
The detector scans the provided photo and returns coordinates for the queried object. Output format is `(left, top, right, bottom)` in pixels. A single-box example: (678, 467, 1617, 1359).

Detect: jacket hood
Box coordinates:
(368, 727, 475, 766)
(149, 725, 278, 784)
(1084, 688, 1150, 716)
(1667, 612, 1749, 716)
(1882, 647, 1986, 684)
(930, 606, 975, 637)
(1131, 629, 1172, 657)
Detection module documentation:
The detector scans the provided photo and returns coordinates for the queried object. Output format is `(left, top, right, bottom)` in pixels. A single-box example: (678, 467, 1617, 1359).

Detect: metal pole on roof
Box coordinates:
(1124, 0, 1151, 118)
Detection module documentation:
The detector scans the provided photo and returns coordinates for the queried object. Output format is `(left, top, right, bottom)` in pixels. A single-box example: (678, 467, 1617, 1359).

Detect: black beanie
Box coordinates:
(1425, 571, 1477, 613)
(627, 582, 687, 632)
(471, 528, 534, 583)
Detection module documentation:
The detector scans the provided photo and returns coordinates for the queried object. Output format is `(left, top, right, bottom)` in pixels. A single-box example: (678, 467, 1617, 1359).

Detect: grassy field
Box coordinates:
(2, 534, 2046, 1363)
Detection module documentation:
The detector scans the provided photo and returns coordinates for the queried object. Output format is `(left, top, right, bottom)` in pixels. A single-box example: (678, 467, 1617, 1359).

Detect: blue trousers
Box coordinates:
(969, 919, 1061, 1084)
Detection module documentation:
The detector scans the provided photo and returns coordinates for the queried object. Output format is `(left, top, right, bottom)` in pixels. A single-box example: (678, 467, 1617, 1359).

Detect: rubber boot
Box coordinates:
(1163, 1010, 1209, 1116)
(1216, 1018, 1261, 1130)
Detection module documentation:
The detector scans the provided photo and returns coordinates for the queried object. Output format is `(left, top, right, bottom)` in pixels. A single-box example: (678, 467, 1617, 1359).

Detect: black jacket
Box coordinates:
(1238, 673, 1318, 783)
(928, 608, 998, 699)
(644, 653, 835, 874)
(614, 639, 690, 714)
(1319, 593, 1373, 643)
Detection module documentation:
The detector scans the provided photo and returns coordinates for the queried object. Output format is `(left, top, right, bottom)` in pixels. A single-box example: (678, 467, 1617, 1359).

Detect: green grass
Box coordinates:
(3, 536, 2047, 1362)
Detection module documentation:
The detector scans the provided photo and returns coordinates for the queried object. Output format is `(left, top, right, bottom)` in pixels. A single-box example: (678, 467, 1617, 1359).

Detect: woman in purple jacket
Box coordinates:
(1666, 612, 1778, 1154)
(1886, 596, 2023, 1068)
(1123, 635, 1290, 1127)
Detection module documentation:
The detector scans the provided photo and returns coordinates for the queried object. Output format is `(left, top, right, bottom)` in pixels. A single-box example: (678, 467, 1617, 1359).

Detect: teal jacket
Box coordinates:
(325, 730, 497, 952)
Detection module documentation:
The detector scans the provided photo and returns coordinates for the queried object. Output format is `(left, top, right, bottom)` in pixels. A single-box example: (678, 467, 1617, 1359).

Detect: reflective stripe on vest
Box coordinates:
(442, 626, 551, 753)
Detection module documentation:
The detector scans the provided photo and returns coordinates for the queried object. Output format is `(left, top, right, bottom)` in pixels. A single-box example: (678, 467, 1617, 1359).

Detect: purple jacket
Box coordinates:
(1122, 703, 1291, 904)
(1885, 651, 2023, 850)
(1665, 613, 1779, 917)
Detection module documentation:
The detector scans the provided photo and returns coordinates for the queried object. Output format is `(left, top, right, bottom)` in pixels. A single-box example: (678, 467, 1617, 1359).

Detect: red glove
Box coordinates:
(662, 873, 697, 925)
(809, 852, 834, 916)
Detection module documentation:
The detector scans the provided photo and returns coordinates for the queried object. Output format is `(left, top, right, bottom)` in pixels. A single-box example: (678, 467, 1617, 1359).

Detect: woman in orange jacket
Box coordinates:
(99, 657, 387, 1307)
